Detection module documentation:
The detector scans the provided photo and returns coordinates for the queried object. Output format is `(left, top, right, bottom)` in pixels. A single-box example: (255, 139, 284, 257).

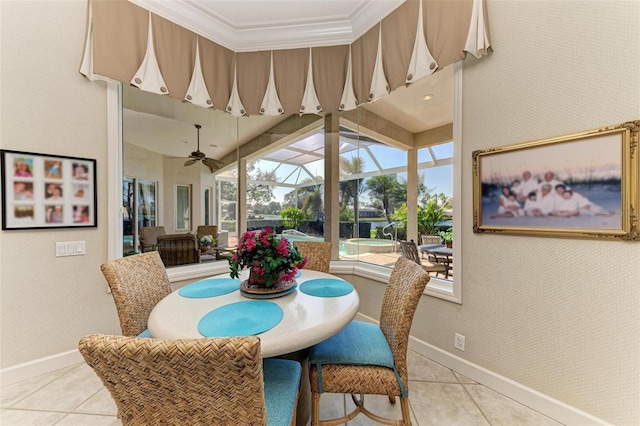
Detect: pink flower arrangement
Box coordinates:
(229, 227, 307, 287)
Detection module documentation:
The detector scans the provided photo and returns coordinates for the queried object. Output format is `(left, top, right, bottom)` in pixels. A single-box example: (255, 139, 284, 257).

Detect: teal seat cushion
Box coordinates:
(263, 358, 302, 426)
(137, 329, 152, 338)
(308, 320, 406, 397)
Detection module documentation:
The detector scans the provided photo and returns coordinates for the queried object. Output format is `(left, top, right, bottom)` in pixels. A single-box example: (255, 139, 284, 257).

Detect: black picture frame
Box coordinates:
(1, 149, 97, 230)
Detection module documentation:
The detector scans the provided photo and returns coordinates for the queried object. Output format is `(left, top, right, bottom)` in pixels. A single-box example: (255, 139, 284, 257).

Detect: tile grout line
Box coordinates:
(447, 365, 493, 426)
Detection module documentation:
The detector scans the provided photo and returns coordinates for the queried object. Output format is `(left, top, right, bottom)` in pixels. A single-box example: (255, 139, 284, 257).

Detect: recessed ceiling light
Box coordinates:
(423, 94, 434, 101)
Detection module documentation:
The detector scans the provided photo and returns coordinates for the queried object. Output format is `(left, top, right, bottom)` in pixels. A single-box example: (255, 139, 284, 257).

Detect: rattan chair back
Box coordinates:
(308, 257, 430, 425)
(380, 257, 431, 387)
(293, 241, 331, 273)
(78, 335, 268, 425)
(100, 251, 171, 336)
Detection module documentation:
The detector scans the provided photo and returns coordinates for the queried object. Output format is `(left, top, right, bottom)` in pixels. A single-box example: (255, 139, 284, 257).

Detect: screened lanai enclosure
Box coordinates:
(122, 63, 456, 277)
(215, 126, 453, 267)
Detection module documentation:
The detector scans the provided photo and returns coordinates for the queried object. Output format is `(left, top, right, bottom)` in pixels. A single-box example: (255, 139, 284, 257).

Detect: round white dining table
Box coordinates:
(147, 269, 360, 357)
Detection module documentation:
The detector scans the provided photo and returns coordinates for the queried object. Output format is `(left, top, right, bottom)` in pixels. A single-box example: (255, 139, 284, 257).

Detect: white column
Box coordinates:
(407, 148, 418, 243)
(324, 113, 340, 259)
(238, 158, 247, 235)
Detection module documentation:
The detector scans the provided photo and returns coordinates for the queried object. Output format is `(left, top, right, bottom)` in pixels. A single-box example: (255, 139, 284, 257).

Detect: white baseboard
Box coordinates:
(354, 313, 609, 426)
(1, 349, 83, 387)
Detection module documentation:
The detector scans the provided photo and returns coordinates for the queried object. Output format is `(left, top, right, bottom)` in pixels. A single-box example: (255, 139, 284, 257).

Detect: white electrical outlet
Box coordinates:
(454, 333, 465, 351)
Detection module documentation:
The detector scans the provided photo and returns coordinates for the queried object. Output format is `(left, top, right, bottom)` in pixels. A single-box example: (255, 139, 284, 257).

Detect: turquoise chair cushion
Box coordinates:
(137, 329, 152, 338)
(309, 320, 406, 397)
(263, 358, 302, 426)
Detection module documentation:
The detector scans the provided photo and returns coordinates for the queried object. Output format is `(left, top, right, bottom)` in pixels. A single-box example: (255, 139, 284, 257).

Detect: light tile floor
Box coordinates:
(1, 350, 562, 425)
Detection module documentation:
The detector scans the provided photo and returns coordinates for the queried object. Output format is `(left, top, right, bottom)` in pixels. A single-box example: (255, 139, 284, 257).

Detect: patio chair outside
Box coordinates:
(156, 233, 200, 266)
(308, 257, 430, 425)
(399, 239, 447, 277)
(100, 251, 171, 336)
(293, 241, 331, 273)
(196, 225, 218, 245)
(139, 226, 165, 252)
(78, 335, 301, 426)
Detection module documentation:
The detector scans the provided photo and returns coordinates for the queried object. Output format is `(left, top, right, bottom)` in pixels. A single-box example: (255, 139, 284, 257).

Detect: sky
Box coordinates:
(256, 142, 453, 204)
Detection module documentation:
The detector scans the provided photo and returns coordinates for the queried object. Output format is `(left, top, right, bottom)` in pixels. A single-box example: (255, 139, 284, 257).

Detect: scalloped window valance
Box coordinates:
(80, 0, 491, 117)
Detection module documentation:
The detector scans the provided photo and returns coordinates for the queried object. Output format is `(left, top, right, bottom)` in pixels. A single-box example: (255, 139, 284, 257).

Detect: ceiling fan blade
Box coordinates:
(203, 157, 223, 168)
(184, 158, 199, 166)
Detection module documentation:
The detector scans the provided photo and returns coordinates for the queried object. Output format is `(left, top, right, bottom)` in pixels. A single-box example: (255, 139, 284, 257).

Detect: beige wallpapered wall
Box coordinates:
(0, 1, 121, 366)
(415, 1, 639, 424)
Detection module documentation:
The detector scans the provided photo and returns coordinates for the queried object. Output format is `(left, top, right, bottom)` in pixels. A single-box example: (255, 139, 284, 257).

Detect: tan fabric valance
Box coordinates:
(80, 0, 491, 116)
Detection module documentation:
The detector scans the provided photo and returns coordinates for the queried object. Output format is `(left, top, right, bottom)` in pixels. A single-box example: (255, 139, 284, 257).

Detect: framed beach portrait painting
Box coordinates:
(1, 150, 97, 230)
(473, 121, 639, 240)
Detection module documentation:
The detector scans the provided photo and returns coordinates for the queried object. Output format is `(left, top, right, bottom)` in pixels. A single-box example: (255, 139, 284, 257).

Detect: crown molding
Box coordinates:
(128, 0, 405, 51)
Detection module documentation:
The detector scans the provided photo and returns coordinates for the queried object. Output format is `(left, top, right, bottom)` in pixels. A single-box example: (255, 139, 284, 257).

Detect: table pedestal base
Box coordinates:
(275, 348, 310, 426)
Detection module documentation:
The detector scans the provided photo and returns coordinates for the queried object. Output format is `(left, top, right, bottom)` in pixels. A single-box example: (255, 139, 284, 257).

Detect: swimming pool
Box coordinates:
(279, 232, 394, 256)
(279, 234, 324, 243)
(343, 238, 394, 255)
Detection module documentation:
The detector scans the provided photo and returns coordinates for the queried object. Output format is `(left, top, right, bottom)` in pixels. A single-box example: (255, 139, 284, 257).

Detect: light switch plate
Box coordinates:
(56, 241, 86, 257)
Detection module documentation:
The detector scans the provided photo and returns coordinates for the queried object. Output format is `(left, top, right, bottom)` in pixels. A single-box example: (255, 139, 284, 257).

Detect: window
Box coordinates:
(122, 177, 156, 254)
(203, 187, 212, 226)
(110, 61, 462, 302)
(175, 184, 191, 231)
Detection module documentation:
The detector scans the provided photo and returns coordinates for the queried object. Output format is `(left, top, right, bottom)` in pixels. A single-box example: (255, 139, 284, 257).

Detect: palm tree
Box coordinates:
(301, 188, 323, 221)
(283, 178, 319, 209)
(366, 174, 400, 222)
(339, 156, 365, 209)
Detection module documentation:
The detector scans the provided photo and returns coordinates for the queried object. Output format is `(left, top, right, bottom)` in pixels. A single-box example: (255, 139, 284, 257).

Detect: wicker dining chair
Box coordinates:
(399, 239, 447, 278)
(308, 257, 430, 425)
(293, 241, 331, 273)
(100, 251, 171, 337)
(78, 335, 302, 426)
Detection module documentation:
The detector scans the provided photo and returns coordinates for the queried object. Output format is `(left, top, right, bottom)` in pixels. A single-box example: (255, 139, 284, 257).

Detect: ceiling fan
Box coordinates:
(184, 124, 223, 171)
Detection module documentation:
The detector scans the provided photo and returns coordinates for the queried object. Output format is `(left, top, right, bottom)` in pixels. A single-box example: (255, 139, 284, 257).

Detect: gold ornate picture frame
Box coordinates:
(473, 121, 639, 240)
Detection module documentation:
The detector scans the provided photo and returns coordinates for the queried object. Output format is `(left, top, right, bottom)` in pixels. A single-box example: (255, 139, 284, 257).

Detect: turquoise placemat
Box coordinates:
(299, 278, 354, 297)
(198, 301, 283, 337)
(295, 270, 301, 278)
(178, 278, 240, 298)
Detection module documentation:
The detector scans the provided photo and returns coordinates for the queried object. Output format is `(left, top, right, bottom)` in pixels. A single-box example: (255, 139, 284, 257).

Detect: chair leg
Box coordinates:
(311, 392, 321, 425)
(400, 397, 411, 425)
(388, 395, 396, 404)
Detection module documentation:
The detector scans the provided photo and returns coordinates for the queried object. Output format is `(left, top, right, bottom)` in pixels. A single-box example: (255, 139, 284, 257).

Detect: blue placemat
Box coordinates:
(198, 301, 283, 337)
(295, 270, 302, 278)
(178, 278, 240, 298)
(299, 278, 354, 297)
